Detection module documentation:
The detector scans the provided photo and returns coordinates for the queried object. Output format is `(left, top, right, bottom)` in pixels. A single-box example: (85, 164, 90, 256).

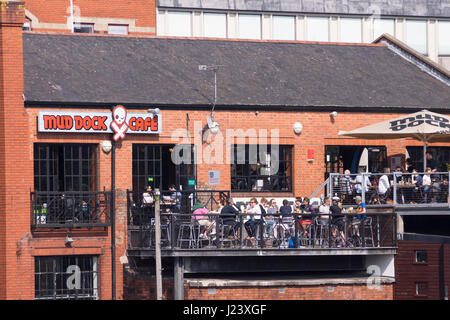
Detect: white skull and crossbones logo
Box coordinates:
(111, 105, 128, 141)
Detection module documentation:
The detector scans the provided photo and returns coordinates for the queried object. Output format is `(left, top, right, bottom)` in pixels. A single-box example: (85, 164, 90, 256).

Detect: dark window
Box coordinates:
(34, 144, 97, 192)
(74, 23, 94, 33)
(325, 146, 387, 177)
(415, 250, 428, 263)
(231, 145, 292, 192)
(415, 282, 428, 296)
(35, 256, 98, 300)
(406, 146, 450, 172)
(132, 144, 196, 193)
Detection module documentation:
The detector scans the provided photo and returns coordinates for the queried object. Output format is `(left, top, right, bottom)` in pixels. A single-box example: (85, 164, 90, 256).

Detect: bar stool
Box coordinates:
(220, 221, 237, 248)
(278, 219, 294, 248)
(362, 217, 375, 247)
(177, 218, 200, 248)
(148, 222, 171, 248)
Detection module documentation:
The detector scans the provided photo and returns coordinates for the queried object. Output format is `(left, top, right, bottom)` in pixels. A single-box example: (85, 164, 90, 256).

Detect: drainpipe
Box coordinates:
(111, 138, 116, 300)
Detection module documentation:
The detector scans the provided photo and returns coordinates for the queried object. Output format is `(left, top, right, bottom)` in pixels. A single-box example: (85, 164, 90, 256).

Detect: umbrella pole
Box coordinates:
(423, 140, 427, 172)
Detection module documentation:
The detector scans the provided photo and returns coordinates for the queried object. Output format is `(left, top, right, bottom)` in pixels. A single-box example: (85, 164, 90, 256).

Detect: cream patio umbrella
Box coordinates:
(338, 110, 450, 172)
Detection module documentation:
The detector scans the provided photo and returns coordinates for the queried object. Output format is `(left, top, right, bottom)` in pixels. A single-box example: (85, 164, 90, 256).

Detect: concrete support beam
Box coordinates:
(174, 257, 184, 300)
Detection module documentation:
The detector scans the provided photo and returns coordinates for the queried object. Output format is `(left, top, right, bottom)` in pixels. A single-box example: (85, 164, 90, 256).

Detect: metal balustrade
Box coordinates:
(31, 191, 111, 228)
(127, 212, 397, 250)
(328, 172, 450, 208)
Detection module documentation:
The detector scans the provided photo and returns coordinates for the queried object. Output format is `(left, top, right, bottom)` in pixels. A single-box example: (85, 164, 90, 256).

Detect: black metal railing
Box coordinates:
(328, 172, 450, 208)
(31, 191, 111, 228)
(127, 189, 230, 226)
(127, 211, 396, 250)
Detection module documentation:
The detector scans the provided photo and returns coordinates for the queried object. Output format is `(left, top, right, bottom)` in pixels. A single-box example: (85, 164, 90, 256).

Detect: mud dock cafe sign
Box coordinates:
(37, 106, 161, 140)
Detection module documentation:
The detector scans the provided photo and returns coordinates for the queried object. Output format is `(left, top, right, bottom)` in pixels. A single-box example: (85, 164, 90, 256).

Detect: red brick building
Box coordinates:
(23, 0, 155, 35)
(395, 234, 450, 300)
(1, 1, 450, 300)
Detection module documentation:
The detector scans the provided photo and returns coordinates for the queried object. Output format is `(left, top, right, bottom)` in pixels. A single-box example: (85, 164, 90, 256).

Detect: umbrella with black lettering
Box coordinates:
(338, 110, 450, 171)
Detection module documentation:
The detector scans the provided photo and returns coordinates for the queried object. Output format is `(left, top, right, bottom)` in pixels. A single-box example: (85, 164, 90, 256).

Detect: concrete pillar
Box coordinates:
(262, 14, 271, 40)
(227, 12, 238, 38)
(174, 257, 184, 300)
(330, 16, 339, 42)
(395, 18, 405, 42)
(428, 19, 438, 62)
(156, 9, 166, 36)
(296, 15, 305, 41)
(363, 17, 373, 43)
(192, 11, 202, 37)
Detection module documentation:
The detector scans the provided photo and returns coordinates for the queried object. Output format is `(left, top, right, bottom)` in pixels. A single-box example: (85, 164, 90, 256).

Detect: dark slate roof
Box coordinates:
(23, 33, 450, 110)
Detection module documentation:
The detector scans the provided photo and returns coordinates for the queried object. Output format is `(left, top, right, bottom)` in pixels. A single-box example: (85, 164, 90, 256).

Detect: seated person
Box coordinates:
(318, 197, 331, 226)
(220, 198, 240, 238)
(299, 197, 315, 234)
(244, 198, 262, 239)
(422, 168, 432, 201)
(378, 168, 391, 202)
(168, 184, 182, 212)
(142, 185, 155, 219)
(192, 202, 212, 239)
(406, 158, 415, 173)
(355, 169, 372, 202)
(278, 199, 293, 237)
(352, 196, 367, 239)
(294, 197, 302, 212)
(330, 197, 345, 245)
(412, 169, 423, 202)
(265, 199, 278, 238)
(260, 198, 275, 238)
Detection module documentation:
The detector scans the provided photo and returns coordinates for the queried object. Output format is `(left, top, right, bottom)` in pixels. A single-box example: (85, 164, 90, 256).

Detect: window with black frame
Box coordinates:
(132, 144, 196, 194)
(33, 144, 100, 226)
(35, 255, 98, 300)
(231, 145, 292, 192)
(34, 144, 97, 192)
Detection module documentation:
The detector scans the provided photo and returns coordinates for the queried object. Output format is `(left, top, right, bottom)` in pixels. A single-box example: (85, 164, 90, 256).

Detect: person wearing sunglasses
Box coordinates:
(244, 198, 262, 240)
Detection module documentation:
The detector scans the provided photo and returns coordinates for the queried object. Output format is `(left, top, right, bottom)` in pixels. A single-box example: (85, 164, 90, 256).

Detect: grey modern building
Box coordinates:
(156, 0, 450, 69)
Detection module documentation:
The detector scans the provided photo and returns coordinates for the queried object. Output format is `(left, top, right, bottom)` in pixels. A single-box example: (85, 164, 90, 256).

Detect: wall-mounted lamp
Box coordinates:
(329, 111, 338, 118)
(102, 140, 112, 153)
(209, 123, 220, 135)
(147, 108, 161, 115)
(293, 122, 303, 135)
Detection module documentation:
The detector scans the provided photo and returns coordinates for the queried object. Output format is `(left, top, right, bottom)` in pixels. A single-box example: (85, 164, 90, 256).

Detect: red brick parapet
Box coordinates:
(0, 1, 25, 26)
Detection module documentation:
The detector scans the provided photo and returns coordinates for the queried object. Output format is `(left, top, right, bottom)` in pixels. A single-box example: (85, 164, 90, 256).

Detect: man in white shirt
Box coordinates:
(244, 198, 262, 239)
(423, 168, 432, 202)
(319, 197, 331, 226)
(355, 173, 371, 194)
(378, 168, 391, 199)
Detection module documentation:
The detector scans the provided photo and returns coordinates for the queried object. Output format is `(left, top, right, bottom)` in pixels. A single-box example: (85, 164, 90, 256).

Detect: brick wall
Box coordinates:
(0, 0, 33, 300)
(0, 4, 126, 298)
(6, 100, 450, 300)
(24, 0, 156, 34)
(185, 284, 393, 300)
(123, 271, 174, 300)
(26, 107, 450, 198)
(19, 106, 450, 299)
(444, 244, 450, 299)
(394, 240, 445, 300)
(123, 272, 393, 300)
